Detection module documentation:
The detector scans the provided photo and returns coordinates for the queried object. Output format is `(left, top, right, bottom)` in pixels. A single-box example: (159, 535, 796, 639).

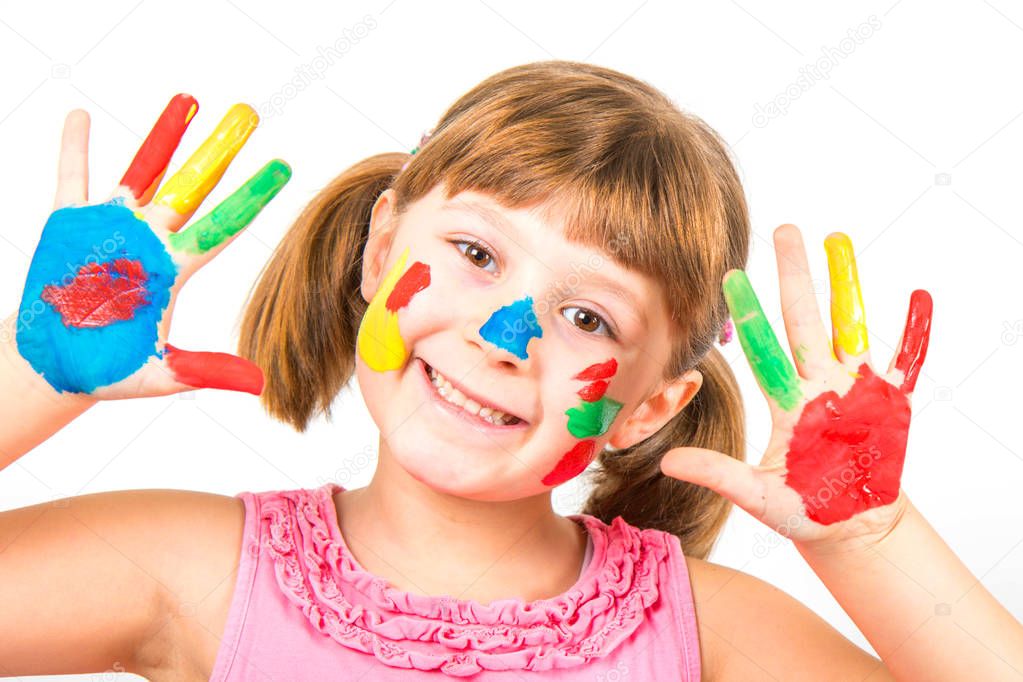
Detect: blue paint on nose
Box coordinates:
(478, 295, 543, 359)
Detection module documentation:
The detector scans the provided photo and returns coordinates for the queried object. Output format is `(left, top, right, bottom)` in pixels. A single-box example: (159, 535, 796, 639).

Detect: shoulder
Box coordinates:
(682, 554, 890, 681)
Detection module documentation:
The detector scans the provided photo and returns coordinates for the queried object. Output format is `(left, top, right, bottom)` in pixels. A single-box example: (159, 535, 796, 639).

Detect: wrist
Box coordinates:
(0, 312, 98, 410)
(794, 489, 913, 562)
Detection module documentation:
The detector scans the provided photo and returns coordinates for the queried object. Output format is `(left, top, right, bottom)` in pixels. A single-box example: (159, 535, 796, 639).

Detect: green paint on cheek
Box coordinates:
(169, 159, 291, 255)
(566, 396, 623, 438)
(722, 270, 803, 412)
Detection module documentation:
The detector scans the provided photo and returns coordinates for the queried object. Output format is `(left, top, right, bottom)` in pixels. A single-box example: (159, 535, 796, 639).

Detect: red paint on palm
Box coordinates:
(120, 94, 198, 199)
(573, 358, 617, 381)
(784, 363, 911, 525)
(386, 261, 431, 312)
(42, 258, 150, 328)
(542, 439, 597, 486)
(577, 380, 609, 401)
(164, 344, 264, 395)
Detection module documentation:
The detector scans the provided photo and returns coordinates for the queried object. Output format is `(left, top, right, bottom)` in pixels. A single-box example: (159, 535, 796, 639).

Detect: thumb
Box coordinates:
(163, 344, 264, 395)
(660, 446, 761, 512)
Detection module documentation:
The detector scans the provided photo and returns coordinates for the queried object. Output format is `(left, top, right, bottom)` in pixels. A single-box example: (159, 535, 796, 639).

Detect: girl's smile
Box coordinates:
(417, 356, 529, 430)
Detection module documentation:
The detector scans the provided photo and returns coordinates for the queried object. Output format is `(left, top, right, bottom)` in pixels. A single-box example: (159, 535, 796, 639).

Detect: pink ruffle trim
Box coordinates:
(261, 483, 670, 677)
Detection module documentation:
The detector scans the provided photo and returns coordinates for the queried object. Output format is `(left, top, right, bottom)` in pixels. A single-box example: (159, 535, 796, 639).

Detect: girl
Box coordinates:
(1, 60, 1020, 680)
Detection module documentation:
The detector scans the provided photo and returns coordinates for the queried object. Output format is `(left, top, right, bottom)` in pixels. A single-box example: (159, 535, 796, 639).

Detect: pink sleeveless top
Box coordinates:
(209, 483, 701, 680)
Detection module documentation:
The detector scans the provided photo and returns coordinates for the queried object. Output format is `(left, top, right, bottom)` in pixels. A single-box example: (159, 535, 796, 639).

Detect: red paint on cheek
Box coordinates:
(42, 259, 150, 328)
(785, 363, 911, 525)
(577, 380, 609, 401)
(542, 440, 597, 486)
(386, 261, 431, 311)
(574, 358, 617, 381)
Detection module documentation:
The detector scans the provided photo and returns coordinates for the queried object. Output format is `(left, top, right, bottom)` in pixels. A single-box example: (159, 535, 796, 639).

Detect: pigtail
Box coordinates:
(583, 347, 745, 559)
(239, 153, 407, 431)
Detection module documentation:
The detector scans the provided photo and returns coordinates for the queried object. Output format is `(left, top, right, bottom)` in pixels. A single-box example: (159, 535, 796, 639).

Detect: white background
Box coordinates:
(1, 1, 1021, 679)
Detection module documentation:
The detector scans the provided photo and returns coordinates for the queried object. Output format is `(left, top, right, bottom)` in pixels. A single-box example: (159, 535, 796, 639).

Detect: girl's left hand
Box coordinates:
(661, 224, 933, 550)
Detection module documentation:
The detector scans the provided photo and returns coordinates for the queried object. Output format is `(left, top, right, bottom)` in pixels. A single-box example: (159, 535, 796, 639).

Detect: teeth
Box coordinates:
(428, 365, 517, 425)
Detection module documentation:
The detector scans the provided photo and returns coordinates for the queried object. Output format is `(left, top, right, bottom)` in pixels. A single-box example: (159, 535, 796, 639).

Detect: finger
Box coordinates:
(167, 159, 291, 264)
(117, 93, 198, 205)
(722, 269, 803, 412)
(660, 447, 762, 515)
(774, 224, 833, 377)
(54, 109, 90, 209)
(887, 289, 933, 394)
(824, 233, 872, 368)
(163, 344, 264, 395)
(151, 103, 259, 229)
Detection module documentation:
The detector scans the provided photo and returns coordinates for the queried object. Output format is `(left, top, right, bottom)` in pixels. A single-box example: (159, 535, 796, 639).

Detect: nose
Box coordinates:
(473, 295, 544, 366)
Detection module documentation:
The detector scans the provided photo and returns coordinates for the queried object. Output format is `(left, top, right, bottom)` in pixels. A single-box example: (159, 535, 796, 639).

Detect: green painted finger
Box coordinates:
(169, 159, 291, 255)
(722, 270, 803, 411)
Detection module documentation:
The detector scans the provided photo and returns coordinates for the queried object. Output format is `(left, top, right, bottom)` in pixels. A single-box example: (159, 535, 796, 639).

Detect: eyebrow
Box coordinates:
(443, 199, 647, 329)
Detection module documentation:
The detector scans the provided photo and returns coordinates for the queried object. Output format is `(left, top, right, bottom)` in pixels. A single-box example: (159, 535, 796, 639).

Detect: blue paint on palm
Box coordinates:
(16, 199, 178, 393)
(478, 295, 543, 360)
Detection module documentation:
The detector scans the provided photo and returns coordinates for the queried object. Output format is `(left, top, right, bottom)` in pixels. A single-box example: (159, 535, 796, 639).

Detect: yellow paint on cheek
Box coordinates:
(153, 103, 259, 215)
(357, 247, 410, 371)
(824, 233, 869, 357)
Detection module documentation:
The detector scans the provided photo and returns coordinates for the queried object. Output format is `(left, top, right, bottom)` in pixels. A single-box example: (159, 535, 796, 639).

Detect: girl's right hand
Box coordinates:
(12, 94, 290, 400)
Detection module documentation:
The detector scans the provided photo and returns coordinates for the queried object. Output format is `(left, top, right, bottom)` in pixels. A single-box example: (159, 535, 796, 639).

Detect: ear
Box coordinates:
(607, 369, 704, 450)
(360, 188, 400, 304)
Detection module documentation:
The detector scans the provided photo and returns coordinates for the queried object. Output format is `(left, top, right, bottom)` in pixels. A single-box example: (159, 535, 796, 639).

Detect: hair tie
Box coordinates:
(400, 128, 434, 172)
(717, 318, 734, 346)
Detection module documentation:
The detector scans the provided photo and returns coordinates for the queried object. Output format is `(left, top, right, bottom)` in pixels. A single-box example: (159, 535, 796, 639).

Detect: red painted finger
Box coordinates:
(119, 94, 198, 200)
(893, 289, 933, 394)
(164, 344, 264, 395)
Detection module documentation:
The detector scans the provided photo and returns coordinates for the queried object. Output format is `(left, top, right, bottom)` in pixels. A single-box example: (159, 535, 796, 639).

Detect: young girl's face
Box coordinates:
(356, 183, 699, 501)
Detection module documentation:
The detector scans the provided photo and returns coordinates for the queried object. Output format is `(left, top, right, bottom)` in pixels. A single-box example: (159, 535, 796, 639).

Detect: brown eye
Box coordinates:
(454, 240, 497, 272)
(563, 306, 613, 338)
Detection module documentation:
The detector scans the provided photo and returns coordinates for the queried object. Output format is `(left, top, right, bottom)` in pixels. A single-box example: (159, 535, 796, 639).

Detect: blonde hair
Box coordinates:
(239, 60, 749, 558)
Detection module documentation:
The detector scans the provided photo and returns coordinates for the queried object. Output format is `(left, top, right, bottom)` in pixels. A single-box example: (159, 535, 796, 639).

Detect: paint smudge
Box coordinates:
(574, 358, 618, 381)
(164, 343, 263, 395)
(357, 248, 431, 372)
(541, 439, 597, 487)
(168, 160, 291, 255)
(41, 259, 150, 328)
(478, 296, 543, 360)
(16, 201, 177, 393)
(120, 94, 198, 200)
(784, 363, 911, 525)
(153, 103, 259, 215)
(566, 396, 624, 438)
(577, 379, 609, 402)
(386, 261, 431, 311)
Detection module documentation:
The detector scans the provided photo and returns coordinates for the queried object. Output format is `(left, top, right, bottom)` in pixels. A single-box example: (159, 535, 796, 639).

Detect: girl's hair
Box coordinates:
(239, 60, 749, 559)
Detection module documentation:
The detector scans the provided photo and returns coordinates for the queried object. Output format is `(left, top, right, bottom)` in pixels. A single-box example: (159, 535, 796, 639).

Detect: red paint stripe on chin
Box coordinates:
(573, 358, 617, 381)
(120, 94, 198, 199)
(386, 261, 431, 311)
(164, 344, 265, 395)
(542, 440, 597, 486)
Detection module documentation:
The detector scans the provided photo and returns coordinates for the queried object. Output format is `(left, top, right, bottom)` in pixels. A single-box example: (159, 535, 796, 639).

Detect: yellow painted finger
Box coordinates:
(153, 103, 259, 215)
(824, 233, 869, 357)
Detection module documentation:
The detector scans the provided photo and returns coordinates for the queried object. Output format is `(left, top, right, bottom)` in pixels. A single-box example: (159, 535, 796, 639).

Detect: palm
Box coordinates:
(15, 95, 290, 399)
(662, 225, 932, 547)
